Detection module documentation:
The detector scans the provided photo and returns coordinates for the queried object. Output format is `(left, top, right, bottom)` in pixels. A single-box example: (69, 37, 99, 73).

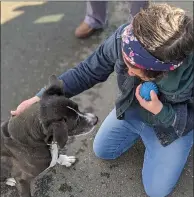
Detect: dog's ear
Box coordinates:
(49, 75, 58, 86)
(48, 120, 68, 149)
(49, 75, 63, 89)
(43, 75, 64, 97)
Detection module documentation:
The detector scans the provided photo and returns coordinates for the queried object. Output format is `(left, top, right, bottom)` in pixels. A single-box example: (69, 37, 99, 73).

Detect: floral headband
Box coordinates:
(122, 24, 182, 71)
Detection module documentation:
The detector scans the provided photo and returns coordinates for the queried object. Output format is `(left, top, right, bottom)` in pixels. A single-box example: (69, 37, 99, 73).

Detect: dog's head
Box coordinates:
(39, 75, 98, 148)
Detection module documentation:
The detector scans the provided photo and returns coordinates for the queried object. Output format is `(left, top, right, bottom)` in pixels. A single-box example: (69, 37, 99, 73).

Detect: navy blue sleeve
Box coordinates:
(36, 31, 118, 98)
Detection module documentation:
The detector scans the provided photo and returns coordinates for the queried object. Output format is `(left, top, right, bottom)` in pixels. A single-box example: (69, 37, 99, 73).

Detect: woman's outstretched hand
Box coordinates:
(11, 96, 40, 116)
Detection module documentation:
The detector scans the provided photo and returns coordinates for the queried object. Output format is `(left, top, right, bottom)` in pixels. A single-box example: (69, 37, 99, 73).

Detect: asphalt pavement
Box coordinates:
(1, 2, 193, 197)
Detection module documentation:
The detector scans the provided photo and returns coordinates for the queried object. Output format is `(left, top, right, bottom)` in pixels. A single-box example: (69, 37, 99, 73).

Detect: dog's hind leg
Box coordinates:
(6, 178, 16, 186)
(15, 178, 31, 197)
(57, 155, 76, 167)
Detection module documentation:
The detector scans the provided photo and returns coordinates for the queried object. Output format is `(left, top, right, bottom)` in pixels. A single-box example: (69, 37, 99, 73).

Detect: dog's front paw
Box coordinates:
(57, 155, 76, 167)
(6, 178, 16, 187)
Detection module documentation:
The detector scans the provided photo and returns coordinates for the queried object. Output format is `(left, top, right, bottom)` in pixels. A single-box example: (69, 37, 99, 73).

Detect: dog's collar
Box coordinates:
(47, 141, 58, 146)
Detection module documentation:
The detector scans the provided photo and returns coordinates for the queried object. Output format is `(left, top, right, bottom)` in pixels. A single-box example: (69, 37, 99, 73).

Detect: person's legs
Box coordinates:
(75, 1, 148, 38)
(75, 1, 107, 38)
(85, 1, 108, 29)
(140, 124, 193, 197)
(93, 108, 143, 159)
(84, 1, 148, 29)
(129, 1, 149, 17)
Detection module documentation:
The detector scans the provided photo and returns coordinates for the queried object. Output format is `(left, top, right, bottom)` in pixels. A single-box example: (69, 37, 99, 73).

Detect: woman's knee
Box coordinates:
(93, 144, 109, 160)
(143, 181, 173, 197)
(93, 136, 116, 160)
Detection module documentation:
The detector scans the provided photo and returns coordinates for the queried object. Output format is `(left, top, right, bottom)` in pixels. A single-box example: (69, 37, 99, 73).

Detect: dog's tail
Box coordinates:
(1, 120, 13, 181)
(1, 120, 10, 137)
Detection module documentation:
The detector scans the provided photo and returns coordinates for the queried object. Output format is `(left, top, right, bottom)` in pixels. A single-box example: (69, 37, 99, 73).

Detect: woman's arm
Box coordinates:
(36, 30, 119, 98)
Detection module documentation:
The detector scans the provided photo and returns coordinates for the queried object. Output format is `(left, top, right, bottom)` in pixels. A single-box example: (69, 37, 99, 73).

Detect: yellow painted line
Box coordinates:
(1, 2, 45, 24)
(34, 14, 64, 24)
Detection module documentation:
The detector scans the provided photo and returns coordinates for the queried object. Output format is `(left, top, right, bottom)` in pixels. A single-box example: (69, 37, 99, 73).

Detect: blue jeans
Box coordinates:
(93, 108, 193, 197)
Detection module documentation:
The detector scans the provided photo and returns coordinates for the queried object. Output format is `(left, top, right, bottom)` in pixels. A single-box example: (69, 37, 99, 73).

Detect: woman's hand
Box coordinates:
(11, 96, 40, 116)
(135, 84, 163, 115)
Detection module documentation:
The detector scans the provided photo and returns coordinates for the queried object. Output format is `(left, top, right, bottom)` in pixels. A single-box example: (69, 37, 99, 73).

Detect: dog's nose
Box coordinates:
(84, 113, 98, 125)
(92, 116, 98, 125)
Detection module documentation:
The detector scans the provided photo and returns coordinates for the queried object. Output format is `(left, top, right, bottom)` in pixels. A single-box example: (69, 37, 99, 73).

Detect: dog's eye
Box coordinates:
(75, 114, 80, 124)
(58, 117, 67, 122)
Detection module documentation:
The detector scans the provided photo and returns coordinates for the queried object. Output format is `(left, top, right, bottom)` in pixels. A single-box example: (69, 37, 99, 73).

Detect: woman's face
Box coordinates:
(122, 54, 149, 81)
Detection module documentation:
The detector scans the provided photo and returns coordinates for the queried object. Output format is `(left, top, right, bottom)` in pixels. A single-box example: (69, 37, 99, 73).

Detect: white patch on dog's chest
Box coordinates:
(47, 142, 76, 169)
(48, 142, 58, 168)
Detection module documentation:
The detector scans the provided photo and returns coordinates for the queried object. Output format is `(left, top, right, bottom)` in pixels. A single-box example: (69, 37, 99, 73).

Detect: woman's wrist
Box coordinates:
(31, 96, 40, 103)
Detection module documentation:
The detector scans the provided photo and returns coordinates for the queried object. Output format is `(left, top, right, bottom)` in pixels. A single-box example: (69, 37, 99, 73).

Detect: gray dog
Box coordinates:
(1, 75, 98, 197)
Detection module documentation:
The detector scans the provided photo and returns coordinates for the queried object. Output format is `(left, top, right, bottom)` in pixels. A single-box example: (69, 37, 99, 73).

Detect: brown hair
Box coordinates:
(132, 3, 193, 80)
